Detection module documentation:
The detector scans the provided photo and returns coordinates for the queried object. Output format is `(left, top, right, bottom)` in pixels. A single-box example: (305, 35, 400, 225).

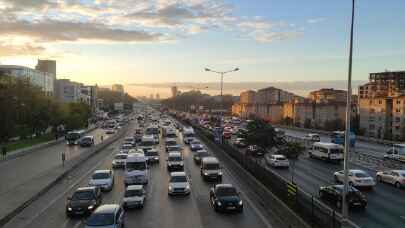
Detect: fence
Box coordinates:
(186, 120, 359, 228)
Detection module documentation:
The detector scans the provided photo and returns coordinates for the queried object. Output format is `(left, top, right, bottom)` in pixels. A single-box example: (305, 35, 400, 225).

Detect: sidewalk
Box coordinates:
(0, 125, 128, 226)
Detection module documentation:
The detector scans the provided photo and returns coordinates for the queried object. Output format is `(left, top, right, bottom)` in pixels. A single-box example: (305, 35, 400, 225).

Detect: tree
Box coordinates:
(97, 88, 138, 112)
(278, 141, 305, 159)
(245, 119, 283, 149)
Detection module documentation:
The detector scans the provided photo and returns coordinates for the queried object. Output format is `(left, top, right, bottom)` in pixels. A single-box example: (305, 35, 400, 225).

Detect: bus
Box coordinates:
(309, 142, 344, 162)
(65, 130, 85, 145)
(331, 131, 356, 147)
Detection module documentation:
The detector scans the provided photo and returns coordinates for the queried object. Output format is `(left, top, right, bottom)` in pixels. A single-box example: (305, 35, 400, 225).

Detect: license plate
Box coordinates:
(227, 206, 236, 210)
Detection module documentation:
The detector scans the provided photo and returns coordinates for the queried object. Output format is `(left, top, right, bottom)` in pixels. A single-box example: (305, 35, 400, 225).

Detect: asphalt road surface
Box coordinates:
(4, 122, 281, 228)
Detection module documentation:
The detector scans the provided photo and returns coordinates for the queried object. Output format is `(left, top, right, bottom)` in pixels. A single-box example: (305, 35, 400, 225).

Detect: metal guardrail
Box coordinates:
(182, 120, 360, 228)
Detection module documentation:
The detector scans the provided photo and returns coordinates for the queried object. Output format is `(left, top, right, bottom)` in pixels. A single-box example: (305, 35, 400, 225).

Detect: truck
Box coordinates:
(124, 154, 149, 185)
(182, 127, 195, 144)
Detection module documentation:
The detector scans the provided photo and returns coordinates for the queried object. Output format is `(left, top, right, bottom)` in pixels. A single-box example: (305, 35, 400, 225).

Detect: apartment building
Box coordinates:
(55, 79, 83, 103)
(359, 71, 405, 140)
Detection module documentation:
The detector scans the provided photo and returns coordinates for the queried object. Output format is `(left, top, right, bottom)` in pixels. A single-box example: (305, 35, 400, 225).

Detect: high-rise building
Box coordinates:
(171, 86, 178, 97)
(35, 59, 56, 78)
(359, 71, 405, 140)
(112, 84, 124, 94)
(0, 65, 54, 95)
(55, 79, 82, 103)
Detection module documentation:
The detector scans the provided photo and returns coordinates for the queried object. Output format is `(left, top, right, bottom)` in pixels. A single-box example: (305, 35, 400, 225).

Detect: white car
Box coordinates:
(112, 153, 128, 168)
(376, 170, 405, 188)
(334, 169, 375, 188)
(89, 170, 114, 191)
(168, 172, 190, 196)
(266, 154, 290, 168)
(123, 185, 146, 209)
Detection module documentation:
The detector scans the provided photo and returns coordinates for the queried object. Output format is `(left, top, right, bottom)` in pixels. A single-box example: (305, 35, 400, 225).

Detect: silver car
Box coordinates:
(85, 204, 125, 228)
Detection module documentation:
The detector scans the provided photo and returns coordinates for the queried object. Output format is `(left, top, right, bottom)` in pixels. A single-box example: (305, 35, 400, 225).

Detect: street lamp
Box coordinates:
(342, 0, 356, 221)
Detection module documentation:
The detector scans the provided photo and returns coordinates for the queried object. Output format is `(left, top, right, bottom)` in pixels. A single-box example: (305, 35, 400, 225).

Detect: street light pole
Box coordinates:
(342, 0, 356, 221)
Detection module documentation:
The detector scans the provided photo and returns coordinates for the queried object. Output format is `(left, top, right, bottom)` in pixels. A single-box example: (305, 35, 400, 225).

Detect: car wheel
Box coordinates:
(395, 182, 401, 189)
(334, 175, 339, 183)
(376, 176, 382, 182)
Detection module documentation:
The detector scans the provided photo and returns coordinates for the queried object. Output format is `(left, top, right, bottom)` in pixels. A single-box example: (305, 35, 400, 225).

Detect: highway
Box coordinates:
(4, 121, 282, 228)
(230, 127, 405, 228)
(0, 128, 108, 196)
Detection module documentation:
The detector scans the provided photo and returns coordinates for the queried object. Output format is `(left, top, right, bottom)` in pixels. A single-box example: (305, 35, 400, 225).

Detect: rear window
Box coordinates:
(115, 155, 127, 159)
(92, 172, 110, 179)
(275, 157, 286, 161)
(86, 213, 115, 226)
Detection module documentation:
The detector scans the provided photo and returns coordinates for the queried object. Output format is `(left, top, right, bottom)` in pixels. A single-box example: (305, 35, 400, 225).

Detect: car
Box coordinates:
(193, 149, 210, 164)
(166, 145, 182, 153)
(145, 149, 160, 163)
(112, 153, 128, 168)
(265, 154, 290, 168)
(246, 145, 265, 157)
(319, 185, 367, 210)
(376, 170, 405, 188)
(66, 187, 102, 217)
(168, 172, 191, 196)
(234, 138, 247, 148)
(105, 128, 116, 134)
(84, 204, 125, 228)
(167, 152, 184, 171)
(89, 170, 114, 191)
(120, 143, 134, 154)
(124, 154, 149, 186)
(201, 157, 222, 182)
(334, 169, 375, 189)
(79, 136, 95, 147)
(223, 131, 232, 139)
(209, 184, 243, 213)
(165, 138, 177, 146)
(190, 140, 204, 151)
(123, 185, 146, 209)
(304, 133, 321, 142)
(123, 136, 136, 146)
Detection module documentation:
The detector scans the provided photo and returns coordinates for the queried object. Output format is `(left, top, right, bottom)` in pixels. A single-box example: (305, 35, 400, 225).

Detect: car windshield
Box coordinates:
(140, 141, 154, 146)
(126, 162, 146, 171)
(330, 149, 343, 154)
(168, 146, 180, 151)
(204, 163, 219, 170)
(198, 152, 210, 157)
(275, 157, 286, 160)
(121, 145, 132, 149)
(92, 172, 110, 179)
(354, 172, 369, 178)
(171, 175, 187, 182)
(86, 213, 115, 226)
(115, 155, 127, 160)
(166, 141, 177, 145)
(146, 151, 158, 156)
(217, 187, 237, 196)
(125, 189, 143, 197)
(169, 156, 182, 161)
(72, 191, 94, 200)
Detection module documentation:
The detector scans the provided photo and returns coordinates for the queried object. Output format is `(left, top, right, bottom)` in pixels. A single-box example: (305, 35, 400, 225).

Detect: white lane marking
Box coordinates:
(222, 168, 273, 228)
(61, 219, 70, 228)
(72, 220, 82, 228)
(20, 145, 116, 227)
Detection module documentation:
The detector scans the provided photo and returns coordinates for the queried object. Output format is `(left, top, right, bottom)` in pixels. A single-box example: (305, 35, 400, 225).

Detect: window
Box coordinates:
(396, 117, 401, 122)
(370, 108, 375, 113)
(379, 100, 382, 104)
(396, 108, 401, 113)
(397, 100, 401, 104)
(395, 126, 400, 130)
(369, 100, 373, 105)
(369, 124, 375, 130)
(369, 116, 375, 122)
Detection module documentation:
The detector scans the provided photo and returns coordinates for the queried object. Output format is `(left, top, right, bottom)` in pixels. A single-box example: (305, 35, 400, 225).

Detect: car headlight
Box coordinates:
(238, 200, 243, 206)
(204, 172, 208, 176)
(88, 205, 94, 210)
(169, 186, 173, 191)
(218, 171, 223, 176)
(217, 201, 222, 206)
(186, 184, 190, 190)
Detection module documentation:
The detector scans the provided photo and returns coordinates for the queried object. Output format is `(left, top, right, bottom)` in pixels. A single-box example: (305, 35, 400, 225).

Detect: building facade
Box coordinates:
(35, 59, 56, 76)
(112, 84, 124, 94)
(0, 65, 54, 95)
(55, 79, 83, 103)
(171, 86, 178, 97)
(359, 71, 405, 139)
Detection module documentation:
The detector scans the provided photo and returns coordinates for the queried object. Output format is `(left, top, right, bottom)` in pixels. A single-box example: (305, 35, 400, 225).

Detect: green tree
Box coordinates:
(245, 119, 283, 149)
(278, 141, 305, 159)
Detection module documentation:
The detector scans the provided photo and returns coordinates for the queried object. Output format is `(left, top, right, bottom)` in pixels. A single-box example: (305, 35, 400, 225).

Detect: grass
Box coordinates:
(3, 133, 55, 154)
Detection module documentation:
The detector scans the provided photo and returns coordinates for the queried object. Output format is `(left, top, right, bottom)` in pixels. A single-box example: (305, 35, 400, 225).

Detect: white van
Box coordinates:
(183, 127, 195, 144)
(138, 135, 156, 151)
(309, 142, 344, 162)
(124, 154, 149, 185)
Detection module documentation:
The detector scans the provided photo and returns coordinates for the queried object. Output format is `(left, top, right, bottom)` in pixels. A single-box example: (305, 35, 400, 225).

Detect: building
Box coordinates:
(0, 65, 54, 95)
(359, 71, 405, 139)
(171, 86, 178, 98)
(156, 93, 160, 100)
(309, 88, 347, 103)
(80, 85, 98, 112)
(35, 59, 56, 76)
(55, 79, 82, 103)
(112, 84, 124, 94)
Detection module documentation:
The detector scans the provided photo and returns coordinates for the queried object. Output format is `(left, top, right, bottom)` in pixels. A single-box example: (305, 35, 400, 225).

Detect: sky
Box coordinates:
(0, 0, 404, 86)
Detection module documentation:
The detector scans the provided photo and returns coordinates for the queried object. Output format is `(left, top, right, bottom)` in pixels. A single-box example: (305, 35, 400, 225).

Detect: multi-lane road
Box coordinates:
(255, 128, 405, 228)
(4, 121, 283, 228)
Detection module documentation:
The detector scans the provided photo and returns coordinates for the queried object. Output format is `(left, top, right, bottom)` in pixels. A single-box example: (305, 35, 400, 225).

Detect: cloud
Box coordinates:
(0, 18, 165, 42)
(254, 31, 303, 43)
(307, 18, 325, 24)
(0, 42, 46, 56)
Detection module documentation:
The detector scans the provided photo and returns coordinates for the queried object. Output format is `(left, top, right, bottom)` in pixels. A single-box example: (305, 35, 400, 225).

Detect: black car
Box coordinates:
(193, 150, 210, 164)
(209, 184, 243, 213)
(319, 185, 367, 209)
(246, 145, 265, 157)
(66, 187, 102, 217)
(79, 136, 94, 147)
